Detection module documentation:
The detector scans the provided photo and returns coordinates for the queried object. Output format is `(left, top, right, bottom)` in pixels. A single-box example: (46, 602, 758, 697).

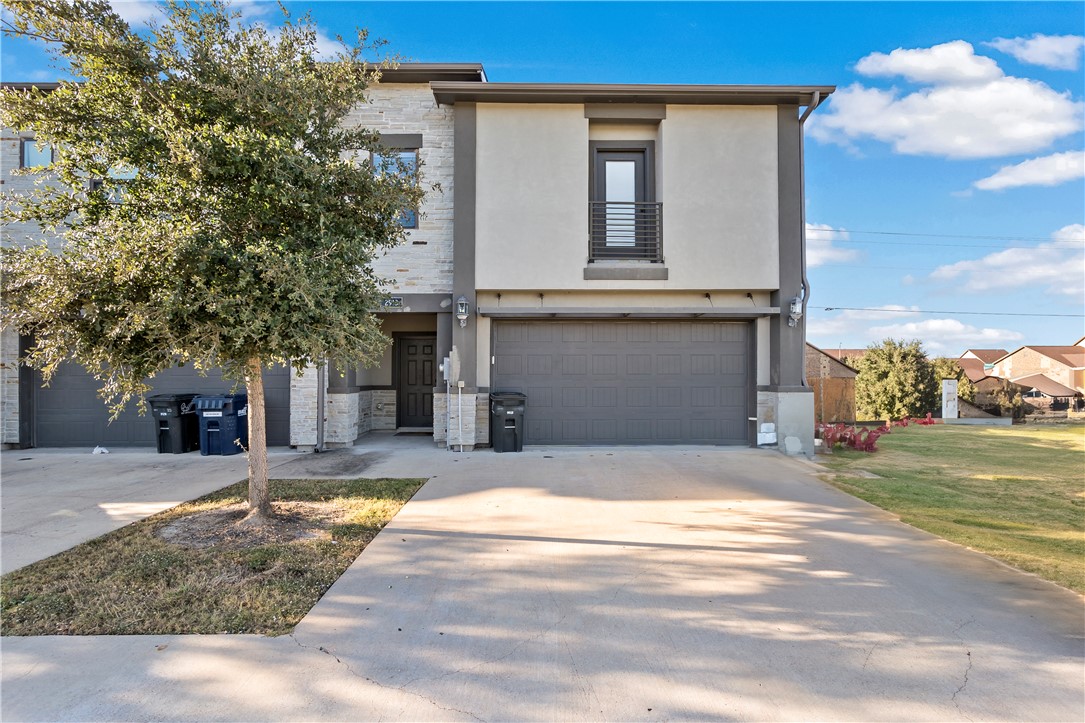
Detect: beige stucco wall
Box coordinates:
(474, 103, 780, 292)
(475, 103, 589, 290)
(661, 105, 779, 289)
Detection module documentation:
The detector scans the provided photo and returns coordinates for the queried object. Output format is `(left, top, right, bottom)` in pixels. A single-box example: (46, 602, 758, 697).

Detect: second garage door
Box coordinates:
(491, 320, 750, 445)
(32, 363, 291, 448)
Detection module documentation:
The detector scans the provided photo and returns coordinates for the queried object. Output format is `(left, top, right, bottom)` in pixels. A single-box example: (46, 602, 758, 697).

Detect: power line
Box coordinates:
(818, 306, 1085, 319)
(831, 238, 1052, 250)
(842, 229, 1078, 243)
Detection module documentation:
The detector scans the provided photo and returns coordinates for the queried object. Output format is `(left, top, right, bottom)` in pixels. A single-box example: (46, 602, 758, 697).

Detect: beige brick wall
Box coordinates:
(344, 84, 455, 295)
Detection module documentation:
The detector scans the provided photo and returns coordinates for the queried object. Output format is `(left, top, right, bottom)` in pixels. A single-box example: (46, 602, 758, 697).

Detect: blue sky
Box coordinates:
(4, 1, 1083, 356)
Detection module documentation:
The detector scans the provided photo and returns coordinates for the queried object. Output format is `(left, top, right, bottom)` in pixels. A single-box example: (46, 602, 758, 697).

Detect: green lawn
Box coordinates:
(1, 477, 425, 636)
(818, 424, 1085, 594)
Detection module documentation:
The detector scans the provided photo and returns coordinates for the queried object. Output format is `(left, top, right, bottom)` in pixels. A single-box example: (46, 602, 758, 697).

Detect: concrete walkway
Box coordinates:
(2, 439, 1083, 720)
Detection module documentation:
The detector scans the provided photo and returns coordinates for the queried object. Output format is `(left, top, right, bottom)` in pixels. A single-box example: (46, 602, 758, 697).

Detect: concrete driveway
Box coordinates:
(2, 441, 1083, 721)
(1, 447, 303, 574)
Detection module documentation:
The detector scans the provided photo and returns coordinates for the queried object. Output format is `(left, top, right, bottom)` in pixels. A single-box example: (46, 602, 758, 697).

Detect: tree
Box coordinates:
(1, 0, 424, 523)
(854, 339, 937, 421)
(931, 357, 977, 405)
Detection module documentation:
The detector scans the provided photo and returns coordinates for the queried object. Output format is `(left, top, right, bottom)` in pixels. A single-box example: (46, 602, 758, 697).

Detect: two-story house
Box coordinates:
(2, 65, 834, 455)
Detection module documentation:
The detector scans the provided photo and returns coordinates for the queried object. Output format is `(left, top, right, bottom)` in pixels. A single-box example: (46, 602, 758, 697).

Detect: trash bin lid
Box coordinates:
(193, 394, 248, 410)
(147, 393, 198, 402)
(490, 391, 527, 402)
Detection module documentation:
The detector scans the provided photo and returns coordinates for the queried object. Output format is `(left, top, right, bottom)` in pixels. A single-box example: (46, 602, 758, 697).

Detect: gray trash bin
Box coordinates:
(148, 393, 199, 454)
(490, 392, 526, 453)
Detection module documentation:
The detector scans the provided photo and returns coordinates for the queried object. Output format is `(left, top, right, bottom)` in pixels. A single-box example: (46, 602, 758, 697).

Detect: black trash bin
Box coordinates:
(148, 393, 199, 454)
(490, 392, 526, 453)
(193, 394, 248, 456)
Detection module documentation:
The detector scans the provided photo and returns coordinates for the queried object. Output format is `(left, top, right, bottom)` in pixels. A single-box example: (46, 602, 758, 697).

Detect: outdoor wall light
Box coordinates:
(788, 296, 803, 327)
(456, 295, 470, 327)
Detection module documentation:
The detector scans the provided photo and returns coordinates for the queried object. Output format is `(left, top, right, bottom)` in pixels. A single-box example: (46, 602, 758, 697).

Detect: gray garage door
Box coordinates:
(32, 363, 291, 447)
(491, 320, 749, 445)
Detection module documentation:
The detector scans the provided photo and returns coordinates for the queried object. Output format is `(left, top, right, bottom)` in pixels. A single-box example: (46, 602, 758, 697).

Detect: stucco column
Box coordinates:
(452, 102, 478, 388)
(766, 105, 813, 456)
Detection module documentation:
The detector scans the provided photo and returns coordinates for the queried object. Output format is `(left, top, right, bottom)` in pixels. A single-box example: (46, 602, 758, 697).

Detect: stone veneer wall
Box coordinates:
(324, 392, 359, 448)
(475, 394, 490, 447)
(357, 390, 373, 435)
(371, 389, 397, 430)
(290, 366, 322, 449)
(438, 390, 479, 450)
(1, 328, 20, 446)
(433, 392, 448, 445)
(343, 84, 455, 296)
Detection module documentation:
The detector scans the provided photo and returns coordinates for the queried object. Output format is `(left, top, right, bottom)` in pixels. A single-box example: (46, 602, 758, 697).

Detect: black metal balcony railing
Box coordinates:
(589, 201, 663, 262)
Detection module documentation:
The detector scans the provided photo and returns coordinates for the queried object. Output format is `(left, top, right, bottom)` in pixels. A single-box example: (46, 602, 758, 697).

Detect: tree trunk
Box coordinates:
(243, 357, 272, 522)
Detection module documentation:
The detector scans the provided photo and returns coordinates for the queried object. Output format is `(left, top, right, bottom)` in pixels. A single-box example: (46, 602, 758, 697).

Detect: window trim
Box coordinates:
(19, 138, 54, 169)
(372, 147, 420, 230)
(588, 140, 656, 204)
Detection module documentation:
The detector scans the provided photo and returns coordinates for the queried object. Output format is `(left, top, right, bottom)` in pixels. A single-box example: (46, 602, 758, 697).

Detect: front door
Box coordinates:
(396, 334, 436, 428)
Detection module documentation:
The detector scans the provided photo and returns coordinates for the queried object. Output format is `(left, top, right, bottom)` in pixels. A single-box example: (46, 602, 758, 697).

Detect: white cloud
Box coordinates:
(109, 1, 162, 25)
(314, 29, 345, 60)
(806, 223, 859, 267)
(866, 319, 1024, 355)
(856, 40, 1003, 85)
(929, 224, 1085, 298)
(810, 42, 1083, 159)
(974, 150, 1085, 191)
(986, 34, 1085, 71)
(109, 1, 274, 27)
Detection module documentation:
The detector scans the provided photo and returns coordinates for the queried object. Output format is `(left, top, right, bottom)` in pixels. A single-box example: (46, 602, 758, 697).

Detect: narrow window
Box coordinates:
(373, 148, 419, 229)
(589, 141, 660, 261)
(20, 139, 53, 168)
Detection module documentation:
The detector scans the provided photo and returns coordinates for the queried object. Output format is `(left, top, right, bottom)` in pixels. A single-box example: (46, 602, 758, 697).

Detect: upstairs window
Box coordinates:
(20, 139, 53, 168)
(589, 141, 661, 262)
(373, 148, 419, 229)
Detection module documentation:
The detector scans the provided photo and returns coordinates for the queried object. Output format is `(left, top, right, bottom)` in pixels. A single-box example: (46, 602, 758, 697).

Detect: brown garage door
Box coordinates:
(491, 320, 750, 445)
(32, 363, 291, 447)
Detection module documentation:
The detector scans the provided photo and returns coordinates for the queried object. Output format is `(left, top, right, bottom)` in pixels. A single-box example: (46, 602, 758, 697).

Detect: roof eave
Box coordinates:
(431, 82, 836, 106)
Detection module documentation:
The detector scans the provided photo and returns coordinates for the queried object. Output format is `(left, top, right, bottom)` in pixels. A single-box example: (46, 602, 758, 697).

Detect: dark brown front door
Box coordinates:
(397, 335, 436, 428)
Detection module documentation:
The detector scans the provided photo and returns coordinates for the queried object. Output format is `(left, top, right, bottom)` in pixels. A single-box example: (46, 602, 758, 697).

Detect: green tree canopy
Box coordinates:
(854, 339, 938, 421)
(1, 0, 424, 520)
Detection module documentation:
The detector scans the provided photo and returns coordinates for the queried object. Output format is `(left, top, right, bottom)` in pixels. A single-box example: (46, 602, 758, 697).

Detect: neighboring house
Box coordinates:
(1, 65, 835, 454)
(957, 348, 1012, 401)
(985, 344, 1085, 410)
(822, 348, 868, 367)
(805, 343, 856, 423)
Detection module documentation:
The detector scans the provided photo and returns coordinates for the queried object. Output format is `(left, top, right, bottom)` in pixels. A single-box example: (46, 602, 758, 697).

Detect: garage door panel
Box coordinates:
(34, 362, 290, 447)
(492, 320, 749, 445)
(562, 419, 587, 441)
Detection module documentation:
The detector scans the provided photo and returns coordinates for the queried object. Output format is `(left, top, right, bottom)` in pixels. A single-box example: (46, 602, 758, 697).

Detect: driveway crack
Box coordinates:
(288, 633, 486, 722)
(949, 617, 976, 720)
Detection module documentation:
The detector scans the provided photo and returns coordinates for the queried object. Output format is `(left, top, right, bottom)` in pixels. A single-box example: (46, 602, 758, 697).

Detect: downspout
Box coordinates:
(315, 363, 326, 452)
(797, 91, 823, 388)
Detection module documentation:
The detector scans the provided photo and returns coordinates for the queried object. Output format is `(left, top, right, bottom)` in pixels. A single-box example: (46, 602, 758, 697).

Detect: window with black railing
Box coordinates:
(588, 141, 662, 263)
(589, 201, 663, 262)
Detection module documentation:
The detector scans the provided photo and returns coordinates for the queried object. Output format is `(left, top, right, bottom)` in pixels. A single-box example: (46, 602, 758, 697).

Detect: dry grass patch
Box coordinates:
(819, 424, 1085, 593)
(1, 477, 424, 636)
